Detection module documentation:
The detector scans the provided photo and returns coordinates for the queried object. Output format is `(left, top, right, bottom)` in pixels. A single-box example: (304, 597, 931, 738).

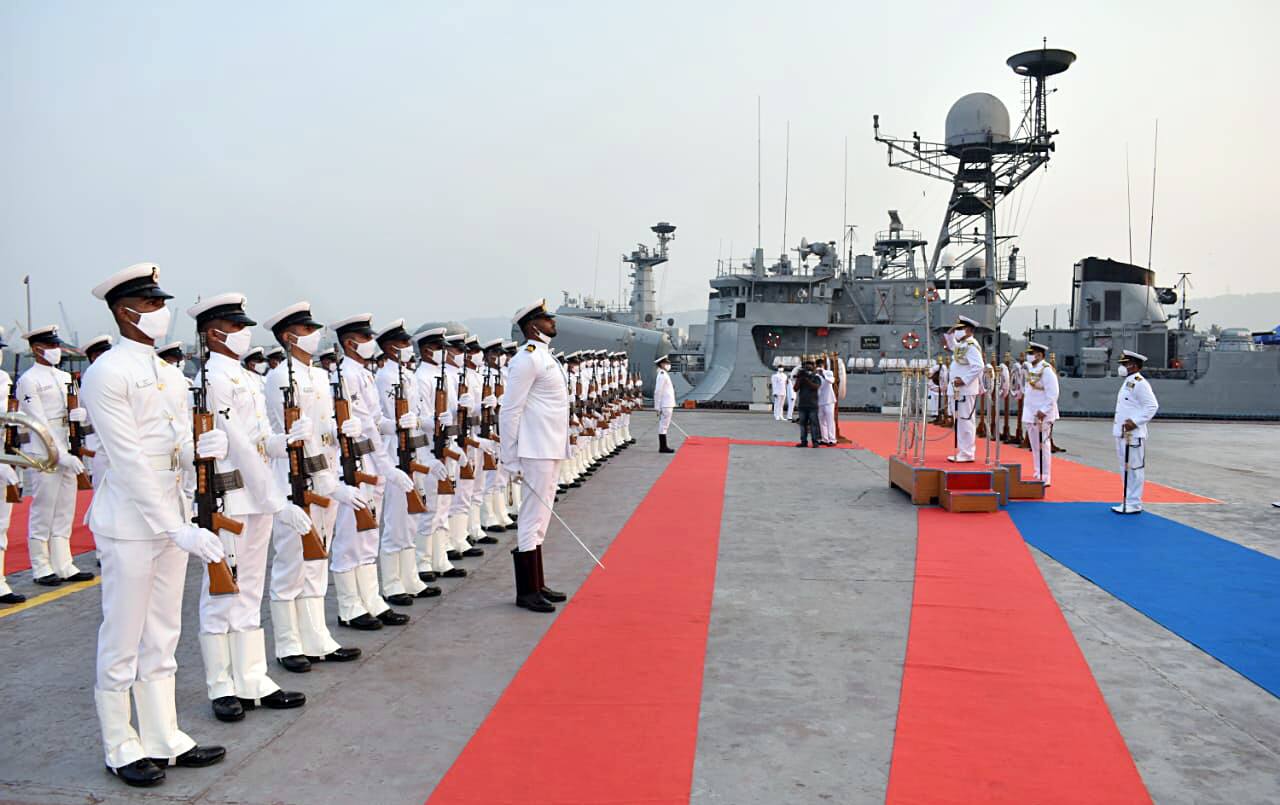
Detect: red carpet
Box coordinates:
(886, 509, 1151, 804)
(4, 490, 96, 574)
(839, 419, 1213, 503)
(426, 436, 730, 805)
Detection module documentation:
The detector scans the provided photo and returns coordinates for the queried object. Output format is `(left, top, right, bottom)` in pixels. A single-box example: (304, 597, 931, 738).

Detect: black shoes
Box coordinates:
(462, 547, 484, 558)
(277, 655, 311, 673)
(34, 574, 61, 586)
(109, 758, 165, 787)
(477, 535, 499, 545)
(386, 593, 414, 606)
(418, 571, 437, 583)
(659, 435, 675, 454)
(64, 570, 94, 582)
(439, 567, 467, 578)
(0, 592, 26, 604)
(795, 442, 809, 448)
(446, 550, 464, 561)
(212, 696, 245, 722)
(534, 546, 567, 603)
(308, 647, 361, 662)
(512, 549, 555, 613)
(339, 613, 383, 630)
(151, 745, 226, 768)
(256, 689, 306, 709)
(416, 585, 442, 597)
(377, 609, 410, 626)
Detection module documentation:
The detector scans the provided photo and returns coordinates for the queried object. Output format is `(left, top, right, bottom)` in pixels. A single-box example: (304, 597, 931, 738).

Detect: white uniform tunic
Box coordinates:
(1113, 371, 1159, 512)
(948, 336, 984, 461)
(17, 361, 83, 578)
(197, 353, 289, 700)
(1020, 359, 1060, 483)
(818, 368, 836, 444)
(654, 367, 675, 436)
(499, 340, 570, 552)
(81, 337, 197, 769)
(770, 370, 787, 420)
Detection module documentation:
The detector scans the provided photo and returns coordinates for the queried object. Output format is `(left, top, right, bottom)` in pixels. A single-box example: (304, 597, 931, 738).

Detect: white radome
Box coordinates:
(945, 92, 1011, 148)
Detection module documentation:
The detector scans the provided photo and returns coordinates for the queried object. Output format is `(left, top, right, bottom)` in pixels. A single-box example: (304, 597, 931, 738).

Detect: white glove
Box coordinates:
(0, 464, 18, 486)
(482, 394, 498, 409)
(168, 525, 226, 563)
(331, 483, 369, 511)
(57, 451, 84, 474)
(196, 428, 229, 461)
(398, 411, 419, 431)
(378, 417, 396, 436)
(387, 467, 414, 492)
(458, 392, 474, 409)
(287, 415, 313, 444)
(278, 503, 313, 536)
(68, 407, 88, 424)
(478, 438, 498, 456)
(455, 449, 470, 467)
(340, 418, 363, 439)
(426, 458, 449, 481)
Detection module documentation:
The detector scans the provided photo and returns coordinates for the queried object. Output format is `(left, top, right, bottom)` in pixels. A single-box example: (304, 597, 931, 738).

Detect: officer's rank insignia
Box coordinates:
(525, 345, 536, 352)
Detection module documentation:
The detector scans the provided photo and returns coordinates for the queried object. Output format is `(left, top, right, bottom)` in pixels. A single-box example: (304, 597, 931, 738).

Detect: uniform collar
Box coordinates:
(207, 352, 241, 373)
(116, 336, 157, 358)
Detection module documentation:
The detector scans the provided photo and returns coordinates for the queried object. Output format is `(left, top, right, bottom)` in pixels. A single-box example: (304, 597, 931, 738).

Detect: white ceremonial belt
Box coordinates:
(146, 453, 181, 471)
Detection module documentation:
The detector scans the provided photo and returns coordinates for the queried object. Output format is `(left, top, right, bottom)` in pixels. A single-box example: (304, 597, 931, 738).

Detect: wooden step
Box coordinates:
(1001, 463, 1047, 500)
(944, 471, 995, 493)
(940, 488, 1001, 513)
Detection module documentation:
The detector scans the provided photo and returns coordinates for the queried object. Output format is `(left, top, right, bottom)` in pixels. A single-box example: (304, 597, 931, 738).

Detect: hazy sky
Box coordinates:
(3, 0, 1276, 345)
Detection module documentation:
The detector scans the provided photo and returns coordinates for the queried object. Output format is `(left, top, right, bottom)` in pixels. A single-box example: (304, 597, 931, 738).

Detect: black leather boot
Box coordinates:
(534, 546, 567, 603)
(513, 549, 554, 613)
(659, 434, 675, 454)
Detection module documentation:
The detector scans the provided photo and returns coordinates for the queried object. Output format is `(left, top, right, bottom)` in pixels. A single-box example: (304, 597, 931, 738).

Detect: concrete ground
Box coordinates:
(0, 412, 1277, 804)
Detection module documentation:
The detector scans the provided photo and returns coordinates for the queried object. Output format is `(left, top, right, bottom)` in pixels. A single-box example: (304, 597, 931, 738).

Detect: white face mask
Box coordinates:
(292, 330, 322, 356)
(126, 305, 172, 342)
(355, 339, 378, 360)
(41, 347, 62, 365)
(175, 359, 186, 373)
(398, 346, 415, 363)
(252, 362, 268, 376)
(451, 352, 464, 367)
(1117, 365, 1130, 377)
(532, 330, 552, 344)
(216, 328, 252, 358)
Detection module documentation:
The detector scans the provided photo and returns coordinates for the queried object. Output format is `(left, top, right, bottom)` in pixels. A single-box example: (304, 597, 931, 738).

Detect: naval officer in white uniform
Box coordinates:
(1113, 350, 1159, 514)
(770, 365, 788, 420)
(654, 355, 676, 453)
(1021, 342, 1059, 485)
(946, 316, 984, 463)
(500, 299, 571, 613)
(187, 294, 310, 723)
(16, 325, 94, 585)
(82, 263, 227, 787)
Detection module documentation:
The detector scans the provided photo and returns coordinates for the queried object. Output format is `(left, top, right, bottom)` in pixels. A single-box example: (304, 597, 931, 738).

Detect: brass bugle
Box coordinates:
(2, 411, 60, 473)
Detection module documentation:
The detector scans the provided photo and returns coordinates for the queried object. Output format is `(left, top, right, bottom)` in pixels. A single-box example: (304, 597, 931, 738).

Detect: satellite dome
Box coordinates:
(945, 93, 1011, 149)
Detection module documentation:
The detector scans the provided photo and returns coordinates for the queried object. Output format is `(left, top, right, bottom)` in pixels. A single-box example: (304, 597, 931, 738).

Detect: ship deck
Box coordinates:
(1, 412, 1278, 804)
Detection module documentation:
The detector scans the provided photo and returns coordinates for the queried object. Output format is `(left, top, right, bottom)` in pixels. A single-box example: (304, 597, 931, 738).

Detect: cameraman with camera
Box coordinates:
(792, 358, 822, 448)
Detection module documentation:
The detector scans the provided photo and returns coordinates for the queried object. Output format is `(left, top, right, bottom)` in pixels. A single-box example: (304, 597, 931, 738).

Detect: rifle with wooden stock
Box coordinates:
(432, 371, 458, 495)
(393, 358, 430, 514)
(4, 354, 23, 503)
(66, 371, 94, 490)
(480, 366, 498, 471)
(193, 333, 240, 596)
(332, 345, 379, 530)
(455, 367, 480, 481)
(283, 353, 331, 560)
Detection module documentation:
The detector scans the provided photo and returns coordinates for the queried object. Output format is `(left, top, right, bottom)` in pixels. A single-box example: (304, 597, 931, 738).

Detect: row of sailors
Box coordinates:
(0, 264, 639, 789)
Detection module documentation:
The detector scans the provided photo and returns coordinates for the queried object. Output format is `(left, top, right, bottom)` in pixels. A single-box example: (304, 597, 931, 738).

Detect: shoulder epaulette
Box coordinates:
(525, 344, 536, 352)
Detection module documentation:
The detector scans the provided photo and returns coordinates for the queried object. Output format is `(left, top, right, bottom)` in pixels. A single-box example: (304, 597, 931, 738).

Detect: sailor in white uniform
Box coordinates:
(654, 355, 676, 454)
(17, 325, 94, 585)
(946, 316, 984, 463)
(500, 299, 570, 613)
(82, 263, 227, 787)
(1021, 342, 1059, 485)
(241, 346, 268, 391)
(479, 338, 512, 535)
(1113, 350, 1159, 514)
(186, 294, 309, 723)
(817, 357, 837, 445)
(770, 365, 788, 420)
(0, 329, 26, 605)
(262, 302, 364, 672)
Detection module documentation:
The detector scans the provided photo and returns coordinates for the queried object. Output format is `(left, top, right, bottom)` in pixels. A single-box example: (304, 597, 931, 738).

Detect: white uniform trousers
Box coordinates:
(1116, 435, 1147, 512)
(657, 407, 674, 436)
(94, 535, 196, 768)
(953, 395, 977, 461)
(447, 469, 476, 552)
(269, 499, 339, 659)
(1026, 419, 1053, 484)
(0, 498, 12, 598)
(818, 403, 836, 443)
(515, 458, 559, 552)
(25, 464, 80, 579)
(417, 493, 456, 574)
(772, 394, 785, 420)
(381, 482, 428, 596)
(785, 391, 796, 420)
(198, 513, 280, 701)
(330, 487, 389, 622)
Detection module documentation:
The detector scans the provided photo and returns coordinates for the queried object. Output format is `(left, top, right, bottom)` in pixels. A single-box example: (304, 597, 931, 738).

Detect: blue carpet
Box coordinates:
(1008, 502, 1280, 698)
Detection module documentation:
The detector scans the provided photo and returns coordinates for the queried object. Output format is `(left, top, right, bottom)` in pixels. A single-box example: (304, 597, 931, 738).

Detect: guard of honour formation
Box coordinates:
(0, 263, 676, 789)
(0, 266, 1155, 790)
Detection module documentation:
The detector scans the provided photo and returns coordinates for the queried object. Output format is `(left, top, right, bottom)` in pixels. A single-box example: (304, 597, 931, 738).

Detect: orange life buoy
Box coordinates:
(902, 331, 920, 350)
